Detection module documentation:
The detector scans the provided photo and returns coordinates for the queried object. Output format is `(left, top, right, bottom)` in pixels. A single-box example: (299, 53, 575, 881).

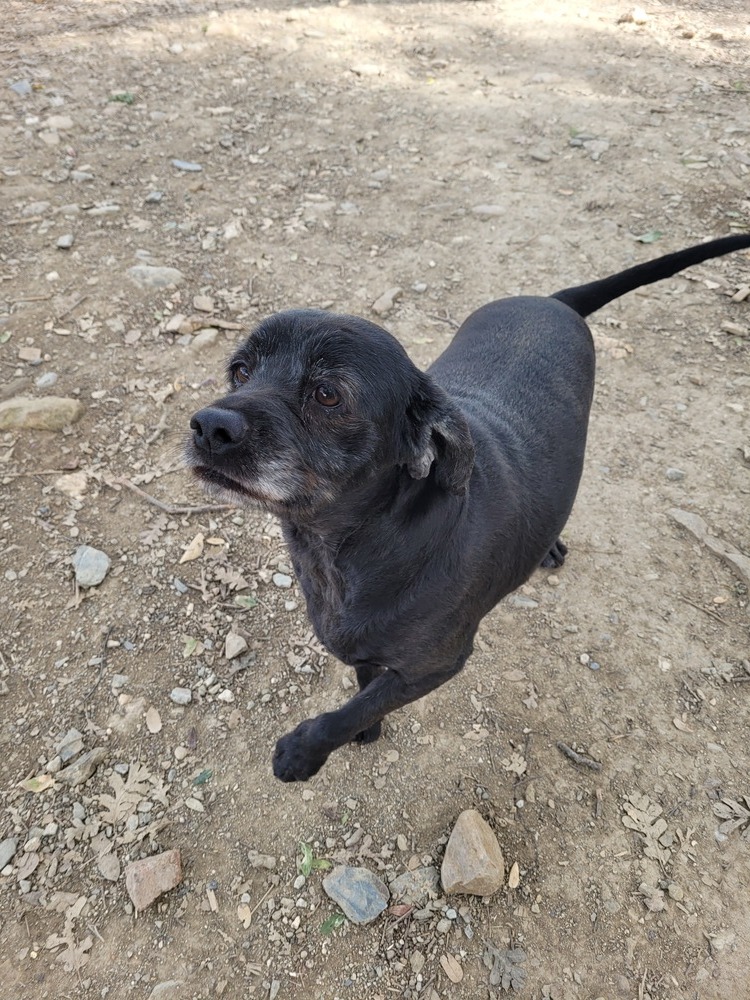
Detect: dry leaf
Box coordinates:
(622, 791, 672, 863)
(238, 903, 252, 928)
(19, 773, 55, 793)
(672, 716, 693, 733)
(440, 954, 464, 984)
(145, 706, 162, 734)
(508, 861, 520, 889)
(179, 532, 204, 563)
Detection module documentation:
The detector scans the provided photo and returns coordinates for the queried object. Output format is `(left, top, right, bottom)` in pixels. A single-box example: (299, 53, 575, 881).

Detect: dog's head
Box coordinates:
(187, 309, 474, 514)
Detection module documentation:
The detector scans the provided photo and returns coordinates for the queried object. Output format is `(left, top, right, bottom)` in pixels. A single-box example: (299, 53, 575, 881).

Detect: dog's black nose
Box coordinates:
(190, 406, 247, 456)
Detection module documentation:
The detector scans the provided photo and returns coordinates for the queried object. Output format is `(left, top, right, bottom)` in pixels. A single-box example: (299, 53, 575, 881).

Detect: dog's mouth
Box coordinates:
(191, 465, 267, 505)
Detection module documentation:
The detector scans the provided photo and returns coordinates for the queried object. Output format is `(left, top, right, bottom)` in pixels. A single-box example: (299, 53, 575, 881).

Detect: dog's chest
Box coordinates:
(286, 534, 361, 663)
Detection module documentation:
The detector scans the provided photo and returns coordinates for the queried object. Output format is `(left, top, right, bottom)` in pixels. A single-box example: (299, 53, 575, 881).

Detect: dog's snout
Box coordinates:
(190, 406, 247, 455)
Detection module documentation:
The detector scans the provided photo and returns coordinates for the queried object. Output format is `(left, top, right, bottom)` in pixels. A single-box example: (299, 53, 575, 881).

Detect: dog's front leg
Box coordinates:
(272, 656, 467, 782)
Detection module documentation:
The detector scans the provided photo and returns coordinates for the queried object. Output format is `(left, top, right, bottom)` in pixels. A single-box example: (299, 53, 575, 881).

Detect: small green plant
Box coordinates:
(297, 842, 331, 878)
(110, 91, 135, 105)
(320, 913, 346, 935)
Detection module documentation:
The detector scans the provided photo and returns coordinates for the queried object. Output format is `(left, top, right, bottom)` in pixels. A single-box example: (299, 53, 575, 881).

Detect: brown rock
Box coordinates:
(441, 809, 505, 896)
(0, 395, 83, 431)
(125, 849, 182, 911)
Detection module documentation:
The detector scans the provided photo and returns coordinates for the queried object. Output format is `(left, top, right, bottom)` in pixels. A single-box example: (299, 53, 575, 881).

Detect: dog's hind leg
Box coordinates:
(540, 538, 567, 569)
(273, 654, 468, 782)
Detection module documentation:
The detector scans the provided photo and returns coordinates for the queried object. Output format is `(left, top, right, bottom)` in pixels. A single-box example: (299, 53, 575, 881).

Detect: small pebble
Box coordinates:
(56, 233, 74, 249)
(272, 573, 293, 589)
(665, 467, 685, 481)
(170, 687, 192, 705)
(171, 159, 203, 172)
(35, 371, 58, 389)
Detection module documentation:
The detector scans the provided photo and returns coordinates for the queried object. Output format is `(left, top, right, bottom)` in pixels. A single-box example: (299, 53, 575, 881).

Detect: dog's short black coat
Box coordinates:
(187, 234, 750, 781)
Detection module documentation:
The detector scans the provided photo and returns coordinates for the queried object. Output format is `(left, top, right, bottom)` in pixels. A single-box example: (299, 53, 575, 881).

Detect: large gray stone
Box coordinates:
(72, 545, 111, 587)
(57, 747, 107, 787)
(0, 837, 18, 870)
(322, 865, 389, 924)
(441, 809, 505, 896)
(127, 265, 184, 290)
(0, 395, 82, 431)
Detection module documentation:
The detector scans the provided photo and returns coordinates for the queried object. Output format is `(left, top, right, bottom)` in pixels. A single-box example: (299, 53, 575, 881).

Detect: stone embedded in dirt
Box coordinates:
(97, 852, 121, 881)
(127, 264, 185, 290)
(471, 204, 504, 218)
(56, 233, 75, 249)
(247, 849, 277, 870)
(73, 545, 111, 587)
(189, 328, 218, 352)
(389, 865, 440, 906)
(10, 79, 32, 97)
(125, 848, 182, 911)
(441, 809, 505, 896)
(506, 593, 539, 609)
(371, 287, 402, 317)
(665, 467, 685, 481)
(148, 982, 185, 1000)
(272, 572, 293, 589)
(57, 727, 84, 762)
(46, 114, 74, 130)
(170, 687, 192, 705)
(0, 395, 83, 431)
(57, 747, 108, 786)
(171, 159, 203, 172)
(193, 294, 214, 312)
(0, 837, 18, 870)
(322, 865, 390, 924)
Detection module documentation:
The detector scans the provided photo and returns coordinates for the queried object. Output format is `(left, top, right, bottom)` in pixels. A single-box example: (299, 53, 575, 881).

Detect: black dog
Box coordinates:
(187, 234, 750, 781)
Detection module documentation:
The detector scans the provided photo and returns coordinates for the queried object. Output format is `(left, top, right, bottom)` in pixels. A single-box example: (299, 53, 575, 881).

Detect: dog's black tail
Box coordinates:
(552, 233, 750, 318)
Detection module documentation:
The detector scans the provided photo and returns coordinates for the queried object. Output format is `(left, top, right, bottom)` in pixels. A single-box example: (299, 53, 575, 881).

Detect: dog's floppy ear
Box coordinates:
(404, 374, 475, 495)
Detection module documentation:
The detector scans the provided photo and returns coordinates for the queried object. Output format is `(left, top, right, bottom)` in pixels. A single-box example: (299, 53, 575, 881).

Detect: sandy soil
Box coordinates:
(1, 1, 749, 998)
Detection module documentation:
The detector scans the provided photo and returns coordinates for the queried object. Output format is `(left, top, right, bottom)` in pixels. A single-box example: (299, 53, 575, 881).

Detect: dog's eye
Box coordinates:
(313, 384, 341, 407)
(232, 363, 252, 385)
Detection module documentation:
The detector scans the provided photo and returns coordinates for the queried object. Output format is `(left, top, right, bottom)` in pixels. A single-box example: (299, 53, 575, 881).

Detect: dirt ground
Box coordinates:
(1, 0, 749, 997)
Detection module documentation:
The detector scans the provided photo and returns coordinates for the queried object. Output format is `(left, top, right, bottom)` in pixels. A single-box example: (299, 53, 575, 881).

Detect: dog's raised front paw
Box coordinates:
(273, 720, 329, 782)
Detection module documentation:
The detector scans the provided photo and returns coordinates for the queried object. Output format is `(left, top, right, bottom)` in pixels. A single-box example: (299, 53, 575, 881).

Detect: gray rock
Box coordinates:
(272, 572, 293, 589)
(506, 594, 539, 610)
(189, 329, 218, 352)
(170, 159, 203, 172)
(72, 545, 111, 587)
(322, 865, 389, 924)
(441, 809, 505, 896)
(148, 982, 185, 1000)
(0, 837, 18, 870)
(35, 372, 59, 389)
(471, 204, 504, 218)
(145, 190, 164, 203)
(57, 747, 107, 786)
(10, 80, 32, 97)
(0, 395, 83, 431)
(665, 467, 685, 481)
(170, 687, 192, 705)
(56, 233, 75, 249)
(371, 287, 402, 318)
(70, 170, 94, 183)
(389, 865, 440, 906)
(46, 114, 74, 131)
(56, 727, 84, 762)
(128, 265, 185, 290)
